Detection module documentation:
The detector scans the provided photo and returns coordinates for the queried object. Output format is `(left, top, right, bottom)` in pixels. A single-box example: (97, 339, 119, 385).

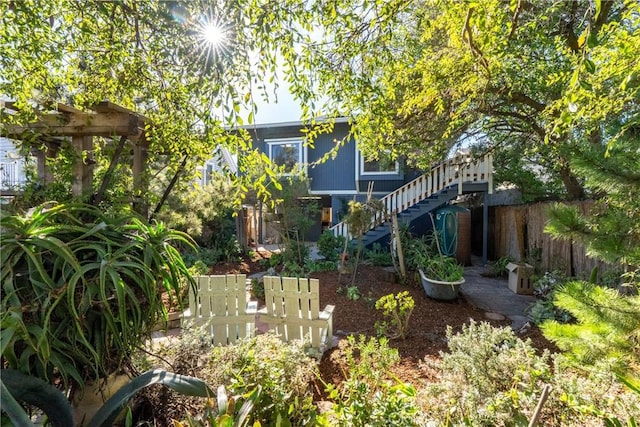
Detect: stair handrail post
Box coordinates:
(487, 152, 494, 194)
(458, 160, 463, 195)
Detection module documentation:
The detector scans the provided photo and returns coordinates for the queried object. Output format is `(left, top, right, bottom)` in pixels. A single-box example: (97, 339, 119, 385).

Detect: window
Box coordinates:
(267, 139, 303, 173)
(361, 151, 399, 174)
(204, 163, 214, 185)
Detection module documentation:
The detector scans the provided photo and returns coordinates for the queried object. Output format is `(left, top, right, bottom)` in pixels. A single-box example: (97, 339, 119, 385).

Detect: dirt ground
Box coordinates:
(209, 250, 557, 398)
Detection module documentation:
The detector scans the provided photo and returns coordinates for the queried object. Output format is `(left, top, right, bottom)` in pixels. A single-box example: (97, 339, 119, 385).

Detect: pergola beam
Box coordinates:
(4, 112, 142, 137)
(2, 101, 153, 212)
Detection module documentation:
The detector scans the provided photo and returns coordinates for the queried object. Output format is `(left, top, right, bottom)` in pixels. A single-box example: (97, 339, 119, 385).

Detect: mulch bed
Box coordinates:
(209, 250, 557, 399)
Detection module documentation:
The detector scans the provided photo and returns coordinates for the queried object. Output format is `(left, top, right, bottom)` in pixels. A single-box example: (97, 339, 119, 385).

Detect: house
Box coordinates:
(232, 118, 493, 263)
(0, 137, 29, 199)
(195, 144, 238, 187)
(234, 118, 415, 242)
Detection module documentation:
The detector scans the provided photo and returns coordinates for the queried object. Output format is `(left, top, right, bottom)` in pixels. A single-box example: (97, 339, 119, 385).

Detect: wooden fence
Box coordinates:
(484, 200, 613, 278)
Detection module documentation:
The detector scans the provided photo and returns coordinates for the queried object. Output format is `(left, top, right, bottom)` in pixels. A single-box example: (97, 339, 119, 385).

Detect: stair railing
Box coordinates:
(330, 152, 493, 239)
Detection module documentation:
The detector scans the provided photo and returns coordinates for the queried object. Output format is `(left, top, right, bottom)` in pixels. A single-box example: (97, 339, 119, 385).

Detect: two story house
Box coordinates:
(202, 118, 493, 262)
(237, 118, 421, 243)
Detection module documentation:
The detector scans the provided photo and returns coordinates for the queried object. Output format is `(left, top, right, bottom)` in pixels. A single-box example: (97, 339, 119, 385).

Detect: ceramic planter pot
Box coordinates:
(419, 269, 465, 301)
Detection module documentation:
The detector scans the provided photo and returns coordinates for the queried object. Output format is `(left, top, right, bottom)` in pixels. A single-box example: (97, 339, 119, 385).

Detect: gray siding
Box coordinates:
(307, 123, 356, 192)
(244, 121, 420, 196)
(357, 179, 405, 193)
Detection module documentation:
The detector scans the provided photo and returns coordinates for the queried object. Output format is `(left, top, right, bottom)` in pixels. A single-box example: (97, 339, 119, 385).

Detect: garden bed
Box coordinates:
(209, 250, 557, 398)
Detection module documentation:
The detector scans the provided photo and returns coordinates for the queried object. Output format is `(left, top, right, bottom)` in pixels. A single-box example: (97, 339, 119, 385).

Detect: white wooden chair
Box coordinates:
(259, 276, 335, 352)
(182, 274, 257, 346)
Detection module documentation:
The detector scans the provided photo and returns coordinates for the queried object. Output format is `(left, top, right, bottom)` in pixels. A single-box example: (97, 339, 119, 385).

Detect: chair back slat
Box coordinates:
(184, 274, 255, 346)
(261, 276, 334, 351)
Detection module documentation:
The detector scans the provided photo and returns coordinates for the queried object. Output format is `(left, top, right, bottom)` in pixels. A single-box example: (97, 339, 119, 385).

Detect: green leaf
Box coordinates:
(577, 28, 588, 48)
(584, 58, 596, 74)
(88, 369, 213, 427)
(0, 325, 17, 356)
(0, 380, 35, 427)
(579, 80, 593, 91)
(236, 386, 261, 427)
(569, 68, 580, 88)
(1, 369, 74, 427)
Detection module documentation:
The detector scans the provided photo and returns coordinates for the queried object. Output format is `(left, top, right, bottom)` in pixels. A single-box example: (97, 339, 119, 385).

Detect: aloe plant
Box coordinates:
(0, 203, 196, 395)
(1, 368, 212, 427)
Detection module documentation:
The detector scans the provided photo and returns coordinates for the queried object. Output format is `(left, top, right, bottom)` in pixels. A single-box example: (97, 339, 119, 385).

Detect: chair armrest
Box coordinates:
(319, 305, 335, 320)
(246, 301, 258, 315)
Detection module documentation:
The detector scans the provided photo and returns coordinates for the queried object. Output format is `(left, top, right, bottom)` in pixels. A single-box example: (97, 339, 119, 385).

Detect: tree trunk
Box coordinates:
(149, 156, 188, 221)
(91, 135, 127, 206)
(559, 165, 585, 200)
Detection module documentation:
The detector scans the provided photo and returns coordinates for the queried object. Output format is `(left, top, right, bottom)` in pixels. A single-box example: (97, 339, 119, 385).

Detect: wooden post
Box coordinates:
(132, 137, 149, 216)
(392, 213, 406, 280)
(34, 150, 47, 184)
(483, 191, 489, 266)
(35, 142, 59, 185)
(528, 384, 551, 427)
(487, 153, 494, 194)
(71, 136, 93, 197)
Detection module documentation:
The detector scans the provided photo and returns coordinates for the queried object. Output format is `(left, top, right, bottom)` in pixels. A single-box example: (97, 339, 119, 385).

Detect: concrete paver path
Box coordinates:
(460, 259, 536, 331)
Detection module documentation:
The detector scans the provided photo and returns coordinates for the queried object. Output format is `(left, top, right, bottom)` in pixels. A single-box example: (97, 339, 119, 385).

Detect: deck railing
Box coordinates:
(0, 161, 26, 189)
(330, 153, 493, 239)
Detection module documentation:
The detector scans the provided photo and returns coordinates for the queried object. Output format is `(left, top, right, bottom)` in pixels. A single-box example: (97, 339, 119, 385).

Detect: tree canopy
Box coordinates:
(0, 0, 315, 211)
(1, 0, 638, 208)
(289, 0, 639, 201)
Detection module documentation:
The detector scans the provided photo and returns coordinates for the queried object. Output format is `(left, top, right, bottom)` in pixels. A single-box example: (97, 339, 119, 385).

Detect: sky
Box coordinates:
(251, 83, 303, 125)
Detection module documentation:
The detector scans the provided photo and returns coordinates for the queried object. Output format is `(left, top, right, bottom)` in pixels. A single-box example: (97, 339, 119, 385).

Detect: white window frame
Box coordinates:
(203, 162, 215, 186)
(358, 150, 400, 175)
(266, 138, 305, 174)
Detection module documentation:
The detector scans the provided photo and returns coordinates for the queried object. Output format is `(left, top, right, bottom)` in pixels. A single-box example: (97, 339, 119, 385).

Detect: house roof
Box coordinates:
(234, 116, 349, 131)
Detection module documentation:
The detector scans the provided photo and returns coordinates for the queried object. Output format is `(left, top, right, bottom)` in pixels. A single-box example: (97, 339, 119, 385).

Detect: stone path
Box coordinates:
(460, 258, 536, 331)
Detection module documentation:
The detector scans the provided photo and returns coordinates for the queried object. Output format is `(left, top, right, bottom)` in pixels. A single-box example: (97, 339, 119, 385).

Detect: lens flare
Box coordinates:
(202, 23, 226, 47)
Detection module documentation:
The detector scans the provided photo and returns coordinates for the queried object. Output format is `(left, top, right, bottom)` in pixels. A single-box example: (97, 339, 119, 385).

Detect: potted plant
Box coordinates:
(418, 216, 464, 301)
(418, 255, 465, 300)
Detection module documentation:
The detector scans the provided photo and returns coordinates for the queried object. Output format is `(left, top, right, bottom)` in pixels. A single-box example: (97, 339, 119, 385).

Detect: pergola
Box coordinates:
(2, 101, 151, 213)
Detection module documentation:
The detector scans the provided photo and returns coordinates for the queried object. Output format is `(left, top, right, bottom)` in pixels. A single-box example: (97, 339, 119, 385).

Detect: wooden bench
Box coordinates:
(182, 274, 257, 346)
(259, 276, 335, 352)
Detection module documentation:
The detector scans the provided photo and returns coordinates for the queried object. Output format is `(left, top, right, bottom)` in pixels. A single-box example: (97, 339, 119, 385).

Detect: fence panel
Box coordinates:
(492, 201, 614, 278)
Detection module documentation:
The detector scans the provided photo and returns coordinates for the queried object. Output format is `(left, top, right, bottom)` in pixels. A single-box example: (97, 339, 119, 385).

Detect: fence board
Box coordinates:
(491, 200, 614, 278)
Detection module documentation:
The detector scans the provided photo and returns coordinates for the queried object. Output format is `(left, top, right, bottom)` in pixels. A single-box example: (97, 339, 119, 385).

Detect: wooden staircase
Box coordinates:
(330, 153, 493, 246)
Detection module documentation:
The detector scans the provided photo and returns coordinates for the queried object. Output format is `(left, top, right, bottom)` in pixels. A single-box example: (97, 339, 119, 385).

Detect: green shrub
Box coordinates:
(139, 331, 321, 425)
(487, 255, 514, 278)
(1, 202, 194, 394)
(346, 285, 361, 301)
(325, 335, 421, 426)
(207, 334, 320, 426)
(418, 321, 640, 425)
(528, 271, 573, 325)
(420, 321, 552, 425)
(306, 259, 338, 273)
(401, 230, 437, 272)
(546, 357, 640, 425)
(317, 230, 345, 261)
(363, 243, 394, 266)
(375, 292, 415, 340)
(250, 278, 264, 300)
